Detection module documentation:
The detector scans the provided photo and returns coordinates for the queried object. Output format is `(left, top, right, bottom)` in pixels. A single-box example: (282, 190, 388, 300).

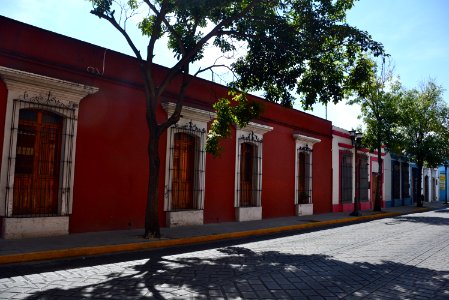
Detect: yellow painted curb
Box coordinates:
(0, 208, 430, 265)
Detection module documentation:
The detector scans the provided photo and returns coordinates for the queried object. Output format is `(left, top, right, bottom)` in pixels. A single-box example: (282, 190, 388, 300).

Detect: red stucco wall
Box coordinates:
(0, 16, 334, 233)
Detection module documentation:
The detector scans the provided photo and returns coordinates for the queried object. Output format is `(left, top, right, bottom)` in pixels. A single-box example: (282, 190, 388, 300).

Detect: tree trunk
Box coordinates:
(144, 124, 161, 238)
(373, 145, 383, 211)
(416, 161, 423, 208)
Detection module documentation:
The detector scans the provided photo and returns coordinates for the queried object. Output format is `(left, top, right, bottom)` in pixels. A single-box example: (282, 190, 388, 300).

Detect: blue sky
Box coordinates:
(1, 0, 448, 130)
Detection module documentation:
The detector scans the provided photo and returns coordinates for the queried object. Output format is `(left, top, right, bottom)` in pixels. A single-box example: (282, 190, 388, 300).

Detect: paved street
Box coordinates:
(1, 208, 449, 299)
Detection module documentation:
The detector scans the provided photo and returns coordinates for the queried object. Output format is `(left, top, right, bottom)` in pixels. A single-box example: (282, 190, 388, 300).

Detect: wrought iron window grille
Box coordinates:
(296, 149, 312, 204)
(5, 99, 76, 218)
(358, 155, 369, 202)
(392, 160, 401, 199)
(20, 91, 78, 109)
(340, 151, 353, 204)
(237, 133, 263, 207)
(239, 131, 263, 143)
(173, 120, 206, 133)
(298, 144, 313, 153)
(401, 163, 410, 198)
(167, 122, 205, 211)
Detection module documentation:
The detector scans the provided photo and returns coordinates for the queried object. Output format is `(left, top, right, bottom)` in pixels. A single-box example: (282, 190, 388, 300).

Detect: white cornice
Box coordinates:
(239, 122, 273, 135)
(162, 102, 215, 123)
(0, 66, 99, 104)
(293, 133, 321, 145)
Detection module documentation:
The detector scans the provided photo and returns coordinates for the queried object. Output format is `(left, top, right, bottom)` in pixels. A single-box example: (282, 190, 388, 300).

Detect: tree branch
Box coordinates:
(157, 0, 263, 98)
(143, 0, 186, 59)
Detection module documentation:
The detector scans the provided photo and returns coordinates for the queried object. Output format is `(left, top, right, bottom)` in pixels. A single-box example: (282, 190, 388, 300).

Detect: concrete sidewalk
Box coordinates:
(0, 202, 445, 265)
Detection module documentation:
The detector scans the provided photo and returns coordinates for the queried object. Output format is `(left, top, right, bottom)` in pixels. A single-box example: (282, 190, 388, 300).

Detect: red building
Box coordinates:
(0, 16, 333, 239)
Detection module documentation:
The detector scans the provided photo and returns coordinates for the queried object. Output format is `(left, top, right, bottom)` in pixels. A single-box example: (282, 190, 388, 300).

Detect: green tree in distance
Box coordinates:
(89, 0, 384, 238)
(397, 81, 449, 207)
(348, 57, 402, 211)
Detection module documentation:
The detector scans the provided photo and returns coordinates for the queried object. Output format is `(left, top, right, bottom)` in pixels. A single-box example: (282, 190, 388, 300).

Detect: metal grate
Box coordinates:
(401, 163, 410, 198)
(297, 148, 312, 204)
(340, 151, 353, 203)
(167, 122, 205, 211)
(237, 132, 262, 207)
(392, 160, 400, 199)
(411, 167, 419, 202)
(6, 99, 75, 217)
(358, 155, 369, 202)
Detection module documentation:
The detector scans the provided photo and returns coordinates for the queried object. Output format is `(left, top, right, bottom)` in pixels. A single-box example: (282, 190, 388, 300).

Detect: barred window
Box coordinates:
(340, 152, 353, 203)
(359, 155, 369, 202)
(13, 109, 64, 216)
(239, 142, 259, 207)
(297, 150, 312, 204)
(236, 131, 263, 207)
(392, 161, 400, 199)
(401, 163, 410, 198)
(7, 99, 76, 218)
(167, 122, 205, 211)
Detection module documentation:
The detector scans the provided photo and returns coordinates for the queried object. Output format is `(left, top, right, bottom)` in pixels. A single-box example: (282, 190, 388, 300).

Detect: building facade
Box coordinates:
(0, 16, 333, 238)
(331, 127, 386, 212)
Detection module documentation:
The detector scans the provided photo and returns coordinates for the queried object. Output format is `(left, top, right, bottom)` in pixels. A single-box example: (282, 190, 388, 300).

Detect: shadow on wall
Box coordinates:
(2, 245, 446, 299)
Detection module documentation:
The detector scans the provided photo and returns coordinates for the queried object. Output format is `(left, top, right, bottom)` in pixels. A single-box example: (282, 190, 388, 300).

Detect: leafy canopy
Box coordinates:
(90, 0, 384, 109)
(348, 58, 402, 153)
(397, 81, 449, 167)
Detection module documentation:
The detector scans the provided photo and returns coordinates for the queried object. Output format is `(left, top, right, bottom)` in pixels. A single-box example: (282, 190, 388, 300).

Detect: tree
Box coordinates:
(348, 58, 402, 211)
(397, 81, 449, 207)
(89, 0, 384, 238)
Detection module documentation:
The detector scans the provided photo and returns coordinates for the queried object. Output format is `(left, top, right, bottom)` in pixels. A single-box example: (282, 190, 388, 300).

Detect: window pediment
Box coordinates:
(0, 66, 98, 106)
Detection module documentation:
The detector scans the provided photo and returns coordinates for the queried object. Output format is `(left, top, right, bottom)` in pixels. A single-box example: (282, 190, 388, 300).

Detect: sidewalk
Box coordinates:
(0, 202, 445, 265)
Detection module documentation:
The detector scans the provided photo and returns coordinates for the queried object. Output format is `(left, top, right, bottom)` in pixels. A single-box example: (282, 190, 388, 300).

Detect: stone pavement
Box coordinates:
(0, 202, 444, 265)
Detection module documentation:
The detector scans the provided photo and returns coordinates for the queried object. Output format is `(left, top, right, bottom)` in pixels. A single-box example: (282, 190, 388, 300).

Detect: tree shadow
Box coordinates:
(2, 244, 446, 299)
(386, 209, 449, 226)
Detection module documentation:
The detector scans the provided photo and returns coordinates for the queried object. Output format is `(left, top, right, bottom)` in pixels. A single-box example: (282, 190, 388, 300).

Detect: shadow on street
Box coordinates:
(16, 245, 449, 299)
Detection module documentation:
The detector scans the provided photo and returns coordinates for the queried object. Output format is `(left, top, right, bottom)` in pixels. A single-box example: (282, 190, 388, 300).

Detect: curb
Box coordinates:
(0, 207, 432, 265)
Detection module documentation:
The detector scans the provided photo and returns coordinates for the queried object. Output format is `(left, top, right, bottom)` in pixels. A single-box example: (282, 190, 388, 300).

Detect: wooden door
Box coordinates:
(172, 133, 195, 209)
(13, 109, 63, 215)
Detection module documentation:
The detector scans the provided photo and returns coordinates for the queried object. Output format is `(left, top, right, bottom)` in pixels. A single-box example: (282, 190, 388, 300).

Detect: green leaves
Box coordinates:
(138, 16, 157, 37)
(397, 81, 449, 167)
(90, 0, 113, 16)
(89, 0, 387, 153)
(229, 1, 385, 109)
(90, 0, 384, 109)
(206, 92, 262, 156)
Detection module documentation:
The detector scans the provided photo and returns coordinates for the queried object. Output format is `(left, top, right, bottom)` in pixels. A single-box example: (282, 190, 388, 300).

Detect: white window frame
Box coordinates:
(235, 122, 273, 208)
(0, 66, 98, 217)
(293, 133, 321, 205)
(162, 102, 213, 212)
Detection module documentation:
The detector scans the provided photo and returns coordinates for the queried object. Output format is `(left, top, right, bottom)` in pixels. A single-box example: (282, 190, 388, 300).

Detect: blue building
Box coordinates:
(438, 162, 449, 203)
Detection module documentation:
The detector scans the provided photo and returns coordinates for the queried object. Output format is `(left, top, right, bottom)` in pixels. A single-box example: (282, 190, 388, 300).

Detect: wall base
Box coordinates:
(166, 210, 204, 227)
(235, 206, 262, 222)
(1, 216, 69, 239)
(332, 201, 372, 213)
(296, 203, 313, 216)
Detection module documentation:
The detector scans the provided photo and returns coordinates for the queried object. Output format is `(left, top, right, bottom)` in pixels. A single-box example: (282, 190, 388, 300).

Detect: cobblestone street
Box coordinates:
(1, 208, 449, 299)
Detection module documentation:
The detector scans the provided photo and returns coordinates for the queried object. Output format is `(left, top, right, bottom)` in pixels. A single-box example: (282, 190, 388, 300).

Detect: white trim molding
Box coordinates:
(234, 122, 273, 221)
(162, 102, 213, 227)
(0, 67, 98, 238)
(293, 133, 321, 216)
